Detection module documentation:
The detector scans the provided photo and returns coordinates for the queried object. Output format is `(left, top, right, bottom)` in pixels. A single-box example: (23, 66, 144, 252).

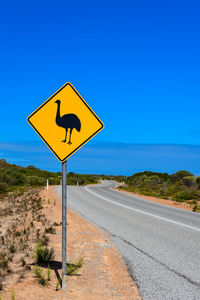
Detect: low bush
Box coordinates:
(182, 176, 196, 187)
(173, 190, 196, 202)
(45, 226, 56, 234)
(193, 201, 200, 212)
(21, 258, 26, 267)
(33, 265, 47, 286)
(33, 242, 55, 265)
(66, 258, 84, 275)
(40, 234, 49, 246)
(0, 252, 8, 270)
(0, 182, 8, 194)
(170, 170, 194, 183)
(9, 244, 16, 253)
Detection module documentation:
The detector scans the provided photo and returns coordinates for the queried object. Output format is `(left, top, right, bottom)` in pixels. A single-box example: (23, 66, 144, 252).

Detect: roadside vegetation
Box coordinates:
(67, 172, 98, 185)
(0, 186, 54, 290)
(0, 159, 98, 195)
(0, 159, 60, 194)
(0, 159, 87, 293)
(117, 170, 200, 212)
(0, 183, 84, 292)
(1, 159, 199, 211)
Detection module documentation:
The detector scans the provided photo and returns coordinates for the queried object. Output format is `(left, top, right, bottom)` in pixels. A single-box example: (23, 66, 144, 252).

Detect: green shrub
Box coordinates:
(33, 242, 55, 265)
(0, 159, 97, 190)
(21, 258, 26, 267)
(170, 170, 193, 183)
(9, 245, 16, 253)
(27, 176, 46, 186)
(67, 172, 97, 186)
(193, 201, 200, 212)
(11, 172, 28, 185)
(33, 265, 47, 286)
(0, 252, 8, 270)
(66, 258, 84, 275)
(196, 176, 200, 188)
(173, 190, 196, 201)
(40, 234, 49, 246)
(182, 176, 196, 187)
(0, 160, 61, 189)
(45, 226, 56, 234)
(0, 182, 8, 194)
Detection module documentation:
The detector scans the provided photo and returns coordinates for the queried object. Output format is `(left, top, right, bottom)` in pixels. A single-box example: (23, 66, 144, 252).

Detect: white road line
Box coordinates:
(85, 186, 200, 233)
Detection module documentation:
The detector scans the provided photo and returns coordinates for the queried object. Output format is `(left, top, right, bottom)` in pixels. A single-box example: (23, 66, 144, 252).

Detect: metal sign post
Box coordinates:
(27, 82, 104, 291)
(62, 161, 67, 290)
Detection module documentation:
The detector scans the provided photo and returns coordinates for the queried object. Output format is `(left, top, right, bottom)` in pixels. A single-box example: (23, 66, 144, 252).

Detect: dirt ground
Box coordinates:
(116, 188, 195, 212)
(1, 186, 141, 300)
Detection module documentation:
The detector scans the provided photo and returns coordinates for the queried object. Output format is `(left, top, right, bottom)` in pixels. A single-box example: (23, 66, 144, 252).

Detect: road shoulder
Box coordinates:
(2, 186, 141, 300)
(115, 187, 194, 212)
(46, 186, 141, 299)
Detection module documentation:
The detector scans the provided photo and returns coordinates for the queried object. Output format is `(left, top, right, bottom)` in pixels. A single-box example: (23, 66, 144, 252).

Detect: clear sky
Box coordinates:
(0, 0, 200, 174)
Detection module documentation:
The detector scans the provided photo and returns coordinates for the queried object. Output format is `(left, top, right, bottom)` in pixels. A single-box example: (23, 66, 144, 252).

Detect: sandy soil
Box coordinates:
(116, 188, 195, 212)
(1, 187, 141, 300)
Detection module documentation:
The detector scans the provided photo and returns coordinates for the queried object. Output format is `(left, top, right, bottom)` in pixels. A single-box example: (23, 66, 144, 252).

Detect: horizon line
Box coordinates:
(1, 140, 200, 147)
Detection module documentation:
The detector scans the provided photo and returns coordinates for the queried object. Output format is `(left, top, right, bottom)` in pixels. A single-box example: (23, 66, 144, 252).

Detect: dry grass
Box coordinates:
(0, 187, 56, 291)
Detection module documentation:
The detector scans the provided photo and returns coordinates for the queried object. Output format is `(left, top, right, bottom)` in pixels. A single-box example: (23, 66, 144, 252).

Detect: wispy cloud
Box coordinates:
(0, 141, 200, 175)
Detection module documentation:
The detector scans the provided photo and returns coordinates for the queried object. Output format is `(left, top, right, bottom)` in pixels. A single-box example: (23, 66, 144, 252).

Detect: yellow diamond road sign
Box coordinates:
(27, 82, 104, 162)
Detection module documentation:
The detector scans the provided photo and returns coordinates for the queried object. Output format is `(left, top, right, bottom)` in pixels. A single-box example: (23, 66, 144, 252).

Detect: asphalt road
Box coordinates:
(56, 181, 200, 300)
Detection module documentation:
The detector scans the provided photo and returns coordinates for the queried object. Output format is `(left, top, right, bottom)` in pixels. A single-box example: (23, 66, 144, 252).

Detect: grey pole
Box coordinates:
(62, 161, 67, 290)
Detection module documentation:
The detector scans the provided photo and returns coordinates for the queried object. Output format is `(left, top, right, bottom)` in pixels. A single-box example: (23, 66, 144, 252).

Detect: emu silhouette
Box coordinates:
(55, 100, 81, 145)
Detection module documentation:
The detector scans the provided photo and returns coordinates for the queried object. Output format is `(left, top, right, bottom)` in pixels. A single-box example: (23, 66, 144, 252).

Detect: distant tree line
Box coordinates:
(1, 159, 199, 209)
(118, 170, 200, 205)
(99, 171, 200, 210)
(0, 159, 98, 194)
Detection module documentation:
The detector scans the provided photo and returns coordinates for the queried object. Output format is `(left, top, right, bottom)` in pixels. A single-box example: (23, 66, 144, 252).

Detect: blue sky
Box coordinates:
(0, 1, 200, 174)
(1, 141, 200, 176)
